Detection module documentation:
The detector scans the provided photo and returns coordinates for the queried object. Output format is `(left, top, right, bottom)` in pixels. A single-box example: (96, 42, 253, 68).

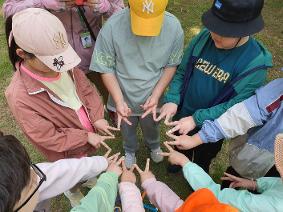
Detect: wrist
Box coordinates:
(179, 157, 190, 167)
(193, 133, 204, 145)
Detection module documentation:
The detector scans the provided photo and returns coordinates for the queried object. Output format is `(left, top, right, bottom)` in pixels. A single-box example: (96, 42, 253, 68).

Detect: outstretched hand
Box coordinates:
(121, 160, 136, 184)
(159, 142, 190, 167)
(93, 119, 120, 137)
(165, 132, 203, 150)
(221, 172, 257, 190)
(134, 158, 155, 184)
(107, 154, 124, 177)
(167, 116, 196, 135)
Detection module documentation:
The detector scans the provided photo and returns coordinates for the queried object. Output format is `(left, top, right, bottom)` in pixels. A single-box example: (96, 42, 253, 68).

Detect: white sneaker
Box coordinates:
(125, 152, 137, 169)
(64, 189, 84, 207)
(82, 177, 97, 189)
(150, 147, 164, 163)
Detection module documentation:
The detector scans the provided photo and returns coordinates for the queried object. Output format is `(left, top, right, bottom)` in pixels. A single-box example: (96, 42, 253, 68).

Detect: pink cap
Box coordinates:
(12, 8, 81, 72)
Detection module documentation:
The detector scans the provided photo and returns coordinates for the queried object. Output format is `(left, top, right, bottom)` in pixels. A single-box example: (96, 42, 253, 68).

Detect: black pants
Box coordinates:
(221, 165, 280, 190)
(176, 128, 224, 173)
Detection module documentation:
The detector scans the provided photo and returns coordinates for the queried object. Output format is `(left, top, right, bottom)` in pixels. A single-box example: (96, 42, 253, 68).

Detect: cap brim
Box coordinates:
(130, 10, 164, 36)
(274, 134, 283, 180)
(202, 9, 264, 37)
(36, 44, 81, 72)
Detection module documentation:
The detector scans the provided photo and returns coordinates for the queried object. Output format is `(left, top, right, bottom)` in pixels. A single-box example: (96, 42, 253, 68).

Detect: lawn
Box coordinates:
(0, 0, 282, 211)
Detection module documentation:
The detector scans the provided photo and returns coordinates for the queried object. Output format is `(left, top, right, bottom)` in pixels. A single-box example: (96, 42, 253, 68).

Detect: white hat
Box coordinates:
(12, 8, 81, 72)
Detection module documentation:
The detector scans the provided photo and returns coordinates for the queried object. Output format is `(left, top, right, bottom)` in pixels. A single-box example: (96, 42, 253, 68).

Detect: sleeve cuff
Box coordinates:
(198, 130, 209, 143)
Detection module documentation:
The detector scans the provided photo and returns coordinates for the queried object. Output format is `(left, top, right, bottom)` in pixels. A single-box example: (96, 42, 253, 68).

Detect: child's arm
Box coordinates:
(71, 172, 119, 212)
(119, 182, 145, 212)
(141, 178, 184, 212)
(3, 0, 64, 18)
(182, 162, 283, 212)
(37, 156, 108, 202)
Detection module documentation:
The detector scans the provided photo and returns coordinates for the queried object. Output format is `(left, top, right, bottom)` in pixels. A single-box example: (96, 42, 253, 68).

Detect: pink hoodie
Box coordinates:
(3, 0, 124, 73)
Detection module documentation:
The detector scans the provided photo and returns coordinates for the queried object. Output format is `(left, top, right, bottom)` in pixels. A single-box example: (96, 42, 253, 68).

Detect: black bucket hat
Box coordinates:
(202, 0, 264, 37)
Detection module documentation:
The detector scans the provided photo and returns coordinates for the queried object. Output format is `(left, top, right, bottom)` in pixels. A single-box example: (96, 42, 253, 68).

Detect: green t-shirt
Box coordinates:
(177, 37, 264, 119)
(90, 8, 184, 115)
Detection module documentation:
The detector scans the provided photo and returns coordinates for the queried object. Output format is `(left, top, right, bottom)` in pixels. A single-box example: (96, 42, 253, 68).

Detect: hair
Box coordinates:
(5, 16, 35, 71)
(0, 131, 31, 212)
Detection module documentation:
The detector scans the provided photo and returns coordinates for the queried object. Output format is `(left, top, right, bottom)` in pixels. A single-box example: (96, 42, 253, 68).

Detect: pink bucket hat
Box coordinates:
(274, 133, 283, 180)
(11, 8, 81, 72)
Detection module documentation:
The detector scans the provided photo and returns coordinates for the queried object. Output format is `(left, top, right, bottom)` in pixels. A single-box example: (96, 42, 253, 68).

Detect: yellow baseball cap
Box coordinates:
(129, 0, 168, 36)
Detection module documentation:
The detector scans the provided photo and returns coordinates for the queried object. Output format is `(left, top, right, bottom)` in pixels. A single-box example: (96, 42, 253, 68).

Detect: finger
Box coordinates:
(121, 160, 127, 171)
(107, 126, 120, 131)
(110, 153, 120, 163)
(166, 121, 179, 127)
(183, 128, 191, 135)
(101, 135, 115, 140)
(164, 114, 172, 125)
(103, 128, 115, 137)
(164, 142, 174, 152)
(141, 109, 152, 119)
(98, 129, 107, 136)
(101, 141, 111, 150)
(223, 172, 240, 181)
(117, 115, 122, 129)
(155, 112, 166, 122)
(167, 125, 181, 134)
(130, 166, 135, 172)
(108, 152, 121, 162)
(166, 132, 178, 140)
(116, 156, 125, 165)
(133, 164, 143, 174)
(166, 141, 180, 146)
(159, 152, 170, 157)
(122, 117, 133, 126)
(145, 158, 150, 172)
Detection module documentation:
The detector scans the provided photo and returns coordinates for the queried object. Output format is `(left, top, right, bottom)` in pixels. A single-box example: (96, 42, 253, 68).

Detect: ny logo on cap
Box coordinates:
(215, 0, 222, 9)
(143, 0, 154, 14)
(53, 32, 67, 49)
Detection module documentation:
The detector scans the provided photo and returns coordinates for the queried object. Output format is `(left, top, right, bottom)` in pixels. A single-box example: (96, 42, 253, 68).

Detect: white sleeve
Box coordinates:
(37, 156, 108, 202)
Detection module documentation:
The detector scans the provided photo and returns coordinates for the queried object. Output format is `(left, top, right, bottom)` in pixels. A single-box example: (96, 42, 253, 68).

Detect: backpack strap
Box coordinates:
(210, 65, 269, 107)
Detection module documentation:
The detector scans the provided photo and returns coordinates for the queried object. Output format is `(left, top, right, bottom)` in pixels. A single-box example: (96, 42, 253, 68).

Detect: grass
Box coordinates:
(0, 0, 283, 211)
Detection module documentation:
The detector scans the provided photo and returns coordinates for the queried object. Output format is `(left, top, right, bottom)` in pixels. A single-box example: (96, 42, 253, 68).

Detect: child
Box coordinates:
(126, 139, 283, 212)
(0, 131, 124, 212)
(90, 0, 184, 168)
(166, 78, 283, 182)
(3, 0, 125, 103)
(158, 0, 272, 173)
(5, 8, 118, 205)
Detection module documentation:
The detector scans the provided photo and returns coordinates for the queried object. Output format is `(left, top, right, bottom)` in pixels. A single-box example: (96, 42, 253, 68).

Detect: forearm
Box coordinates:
(119, 182, 145, 212)
(101, 73, 124, 104)
(142, 178, 183, 212)
(37, 156, 108, 202)
(152, 67, 177, 99)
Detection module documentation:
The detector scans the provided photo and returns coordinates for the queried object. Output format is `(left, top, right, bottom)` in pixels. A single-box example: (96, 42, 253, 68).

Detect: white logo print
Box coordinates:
(143, 0, 154, 14)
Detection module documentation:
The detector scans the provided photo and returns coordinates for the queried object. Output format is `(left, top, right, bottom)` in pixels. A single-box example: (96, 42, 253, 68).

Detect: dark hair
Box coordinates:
(5, 16, 35, 70)
(0, 131, 31, 212)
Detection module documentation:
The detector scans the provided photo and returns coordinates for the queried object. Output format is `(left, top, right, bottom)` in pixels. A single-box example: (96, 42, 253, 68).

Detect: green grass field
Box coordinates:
(0, 0, 282, 211)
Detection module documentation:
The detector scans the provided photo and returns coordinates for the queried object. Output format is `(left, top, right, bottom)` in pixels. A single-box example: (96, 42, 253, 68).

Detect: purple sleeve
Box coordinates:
(142, 178, 184, 212)
(119, 182, 145, 212)
(3, 0, 63, 18)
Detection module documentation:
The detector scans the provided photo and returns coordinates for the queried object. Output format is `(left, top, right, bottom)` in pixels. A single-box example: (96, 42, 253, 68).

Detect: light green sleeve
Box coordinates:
(256, 177, 281, 193)
(89, 22, 116, 74)
(183, 162, 282, 212)
(193, 69, 267, 126)
(70, 172, 118, 212)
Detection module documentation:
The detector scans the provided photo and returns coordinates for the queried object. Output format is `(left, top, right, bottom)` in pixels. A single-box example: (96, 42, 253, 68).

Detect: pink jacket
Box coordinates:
(3, 0, 124, 73)
(119, 178, 184, 212)
(5, 65, 104, 161)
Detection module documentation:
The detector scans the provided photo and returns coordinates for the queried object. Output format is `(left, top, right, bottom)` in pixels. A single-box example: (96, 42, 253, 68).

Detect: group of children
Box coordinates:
(1, 0, 282, 211)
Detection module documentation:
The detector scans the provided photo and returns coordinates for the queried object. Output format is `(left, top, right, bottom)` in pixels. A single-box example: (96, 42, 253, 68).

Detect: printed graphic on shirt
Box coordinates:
(195, 58, 230, 83)
(93, 49, 115, 69)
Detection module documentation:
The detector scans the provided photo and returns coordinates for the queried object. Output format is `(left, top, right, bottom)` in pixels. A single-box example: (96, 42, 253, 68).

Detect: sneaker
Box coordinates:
(64, 189, 84, 207)
(150, 147, 164, 163)
(82, 177, 97, 189)
(125, 152, 137, 169)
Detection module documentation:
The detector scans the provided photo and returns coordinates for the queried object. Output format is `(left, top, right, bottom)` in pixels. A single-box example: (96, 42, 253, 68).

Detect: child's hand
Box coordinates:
(94, 119, 120, 137)
(165, 132, 203, 150)
(160, 142, 190, 167)
(121, 160, 136, 184)
(140, 95, 159, 120)
(87, 132, 114, 149)
(167, 116, 196, 135)
(221, 172, 257, 191)
(134, 158, 155, 184)
(107, 155, 124, 177)
(155, 103, 178, 125)
(116, 101, 132, 129)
